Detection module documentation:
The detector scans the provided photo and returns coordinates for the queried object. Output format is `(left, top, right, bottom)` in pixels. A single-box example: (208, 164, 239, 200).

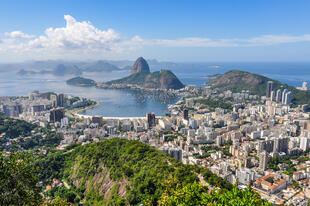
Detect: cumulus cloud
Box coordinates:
(22, 15, 121, 51)
(1, 15, 310, 60)
(5, 31, 34, 39)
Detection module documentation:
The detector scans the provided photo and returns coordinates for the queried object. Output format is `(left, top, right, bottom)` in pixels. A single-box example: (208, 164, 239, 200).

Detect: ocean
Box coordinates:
(0, 62, 309, 117)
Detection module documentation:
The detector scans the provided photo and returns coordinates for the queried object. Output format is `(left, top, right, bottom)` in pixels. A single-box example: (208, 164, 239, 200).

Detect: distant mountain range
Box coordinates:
(16, 61, 127, 76)
(13, 58, 179, 76)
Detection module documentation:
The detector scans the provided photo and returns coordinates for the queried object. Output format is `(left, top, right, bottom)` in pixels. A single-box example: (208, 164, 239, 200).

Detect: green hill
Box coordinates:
(107, 70, 184, 90)
(66, 77, 96, 87)
(34, 138, 268, 205)
(207, 70, 310, 106)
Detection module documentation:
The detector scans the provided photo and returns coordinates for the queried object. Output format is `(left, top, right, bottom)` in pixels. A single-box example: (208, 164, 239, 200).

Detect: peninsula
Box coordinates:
(207, 70, 310, 106)
(104, 57, 184, 90)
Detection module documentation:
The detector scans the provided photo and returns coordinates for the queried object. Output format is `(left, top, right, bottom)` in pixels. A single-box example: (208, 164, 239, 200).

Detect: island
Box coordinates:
(66, 76, 96, 87)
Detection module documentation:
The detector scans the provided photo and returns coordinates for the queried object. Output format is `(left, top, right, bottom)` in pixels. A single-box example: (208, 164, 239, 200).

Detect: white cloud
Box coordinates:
(132, 34, 310, 48)
(1, 15, 310, 61)
(5, 31, 34, 39)
(244, 34, 310, 46)
(22, 15, 121, 51)
(133, 37, 239, 47)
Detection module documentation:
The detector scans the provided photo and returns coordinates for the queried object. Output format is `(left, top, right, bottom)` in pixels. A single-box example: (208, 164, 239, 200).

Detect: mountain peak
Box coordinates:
(131, 57, 150, 74)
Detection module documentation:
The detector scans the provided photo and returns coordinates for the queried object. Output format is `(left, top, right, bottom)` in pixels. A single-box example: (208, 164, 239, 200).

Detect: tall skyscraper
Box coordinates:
(146, 112, 156, 128)
(284, 91, 292, 105)
(282, 89, 288, 104)
(276, 89, 282, 103)
(266, 81, 274, 98)
(300, 137, 309, 151)
(57, 93, 65, 107)
(51, 94, 57, 107)
(270, 90, 275, 101)
(259, 151, 268, 171)
(49, 108, 64, 123)
(183, 109, 189, 120)
(273, 138, 289, 154)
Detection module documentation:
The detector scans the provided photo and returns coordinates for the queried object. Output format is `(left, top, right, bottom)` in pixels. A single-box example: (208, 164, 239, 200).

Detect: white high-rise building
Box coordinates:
(270, 90, 276, 101)
(259, 151, 268, 171)
(284, 91, 292, 105)
(282, 89, 288, 104)
(189, 118, 198, 129)
(276, 89, 282, 103)
(236, 168, 257, 185)
(300, 137, 310, 151)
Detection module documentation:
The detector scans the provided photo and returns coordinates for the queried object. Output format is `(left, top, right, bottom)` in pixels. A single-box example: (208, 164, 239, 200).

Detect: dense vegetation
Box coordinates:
(159, 182, 270, 206)
(0, 152, 71, 206)
(107, 70, 184, 90)
(108, 72, 149, 85)
(66, 76, 96, 87)
(0, 114, 62, 151)
(34, 138, 268, 205)
(268, 155, 299, 176)
(0, 113, 36, 138)
(0, 152, 42, 205)
(195, 98, 233, 111)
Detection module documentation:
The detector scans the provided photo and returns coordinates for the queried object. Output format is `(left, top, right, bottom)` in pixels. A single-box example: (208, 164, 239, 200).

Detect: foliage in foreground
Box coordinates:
(0, 152, 42, 205)
(158, 181, 271, 206)
(0, 138, 268, 206)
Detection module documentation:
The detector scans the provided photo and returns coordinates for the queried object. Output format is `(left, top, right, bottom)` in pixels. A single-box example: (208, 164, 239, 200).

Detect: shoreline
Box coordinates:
(66, 101, 100, 118)
(67, 101, 164, 120)
(75, 113, 163, 120)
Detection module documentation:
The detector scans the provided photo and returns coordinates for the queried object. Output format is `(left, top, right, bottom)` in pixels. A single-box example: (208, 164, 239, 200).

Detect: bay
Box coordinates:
(0, 62, 309, 117)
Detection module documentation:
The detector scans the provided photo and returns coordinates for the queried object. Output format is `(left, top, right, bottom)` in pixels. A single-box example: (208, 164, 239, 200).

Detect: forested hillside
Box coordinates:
(34, 138, 269, 205)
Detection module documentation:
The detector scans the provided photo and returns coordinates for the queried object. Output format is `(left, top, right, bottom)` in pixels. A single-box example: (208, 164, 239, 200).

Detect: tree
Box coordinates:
(158, 182, 271, 206)
(0, 152, 42, 205)
(43, 196, 70, 206)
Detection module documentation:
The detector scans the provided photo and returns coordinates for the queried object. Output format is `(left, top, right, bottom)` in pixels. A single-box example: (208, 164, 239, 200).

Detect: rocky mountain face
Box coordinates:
(131, 57, 150, 74)
(107, 57, 184, 90)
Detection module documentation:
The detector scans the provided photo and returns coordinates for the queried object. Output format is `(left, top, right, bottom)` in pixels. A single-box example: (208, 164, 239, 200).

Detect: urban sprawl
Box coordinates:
(1, 81, 310, 205)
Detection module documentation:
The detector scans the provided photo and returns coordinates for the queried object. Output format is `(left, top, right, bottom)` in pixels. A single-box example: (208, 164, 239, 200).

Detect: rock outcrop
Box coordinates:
(131, 57, 150, 74)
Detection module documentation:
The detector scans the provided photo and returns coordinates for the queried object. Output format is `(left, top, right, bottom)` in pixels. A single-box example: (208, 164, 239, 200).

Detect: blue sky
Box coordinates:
(0, 0, 309, 62)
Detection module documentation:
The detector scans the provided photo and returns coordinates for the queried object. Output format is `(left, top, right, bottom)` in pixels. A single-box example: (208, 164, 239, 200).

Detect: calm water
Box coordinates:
(0, 62, 309, 117)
